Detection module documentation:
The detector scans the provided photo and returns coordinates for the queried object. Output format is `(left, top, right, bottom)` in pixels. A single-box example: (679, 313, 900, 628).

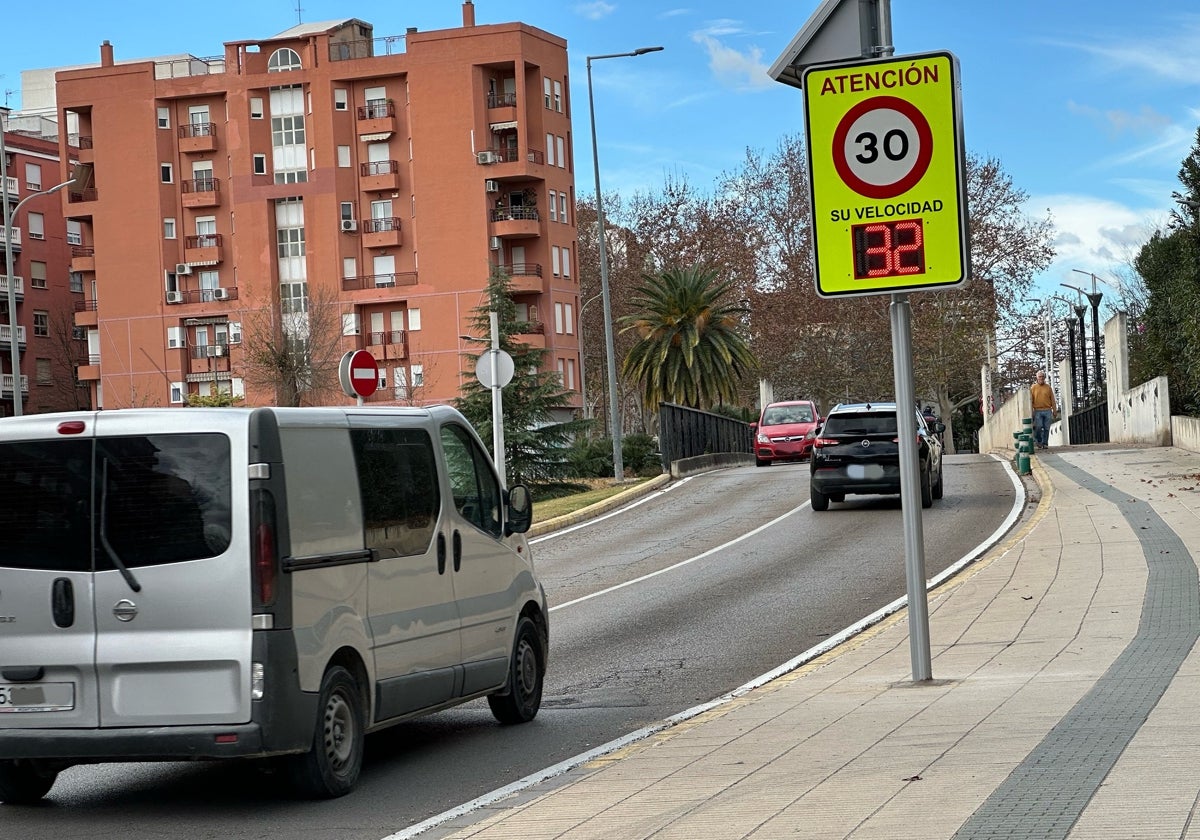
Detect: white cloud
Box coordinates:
(574, 1, 615, 21)
(691, 33, 773, 92)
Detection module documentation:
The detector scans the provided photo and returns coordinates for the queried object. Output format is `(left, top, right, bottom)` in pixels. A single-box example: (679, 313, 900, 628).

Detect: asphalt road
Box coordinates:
(2, 454, 1021, 839)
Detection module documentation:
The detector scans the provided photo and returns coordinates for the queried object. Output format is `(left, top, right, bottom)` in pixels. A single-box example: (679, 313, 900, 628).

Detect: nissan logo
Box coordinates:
(861, 440, 871, 448)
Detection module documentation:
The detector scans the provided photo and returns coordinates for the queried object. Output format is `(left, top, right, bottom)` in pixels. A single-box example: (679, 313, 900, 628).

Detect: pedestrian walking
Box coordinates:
(1031, 370, 1056, 450)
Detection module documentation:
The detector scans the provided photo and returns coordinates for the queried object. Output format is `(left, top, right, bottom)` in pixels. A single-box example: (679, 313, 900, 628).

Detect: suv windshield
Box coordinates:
(823, 412, 897, 436)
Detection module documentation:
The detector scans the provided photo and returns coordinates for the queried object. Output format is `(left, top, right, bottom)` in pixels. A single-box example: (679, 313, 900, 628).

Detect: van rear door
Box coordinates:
(90, 412, 249, 727)
(0, 419, 100, 728)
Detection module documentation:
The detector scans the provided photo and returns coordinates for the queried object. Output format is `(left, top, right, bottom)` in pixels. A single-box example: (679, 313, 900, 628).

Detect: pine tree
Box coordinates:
(454, 267, 592, 489)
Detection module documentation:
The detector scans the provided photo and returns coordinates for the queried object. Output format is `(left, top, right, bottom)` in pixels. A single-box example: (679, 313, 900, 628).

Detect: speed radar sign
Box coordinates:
(803, 51, 968, 297)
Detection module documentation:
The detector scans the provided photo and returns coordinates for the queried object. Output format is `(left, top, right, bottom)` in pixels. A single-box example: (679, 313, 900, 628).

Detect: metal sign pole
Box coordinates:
(490, 311, 507, 488)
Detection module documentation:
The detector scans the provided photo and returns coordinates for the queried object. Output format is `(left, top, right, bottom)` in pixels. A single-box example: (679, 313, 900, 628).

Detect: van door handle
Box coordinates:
(51, 578, 75, 628)
(452, 530, 462, 572)
(437, 533, 447, 575)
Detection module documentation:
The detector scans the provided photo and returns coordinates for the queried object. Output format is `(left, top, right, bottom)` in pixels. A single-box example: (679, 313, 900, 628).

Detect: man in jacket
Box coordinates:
(1031, 370, 1057, 450)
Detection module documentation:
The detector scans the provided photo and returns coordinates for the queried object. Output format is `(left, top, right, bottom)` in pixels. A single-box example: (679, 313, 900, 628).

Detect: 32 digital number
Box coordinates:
(851, 219, 925, 279)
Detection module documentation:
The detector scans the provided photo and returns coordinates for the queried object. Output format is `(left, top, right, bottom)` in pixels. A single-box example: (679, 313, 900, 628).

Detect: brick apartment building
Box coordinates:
(51, 2, 581, 411)
(0, 117, 91, 416)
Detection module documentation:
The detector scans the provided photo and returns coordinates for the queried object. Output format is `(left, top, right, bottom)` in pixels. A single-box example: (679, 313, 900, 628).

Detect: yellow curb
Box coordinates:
(528, 473, 672, 537)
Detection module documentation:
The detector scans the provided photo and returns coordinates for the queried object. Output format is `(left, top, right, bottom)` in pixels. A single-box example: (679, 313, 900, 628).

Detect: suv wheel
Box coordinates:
(932, 462, 944, 500)
(810, 484, 830, 511)
(920, 465, 933, 508)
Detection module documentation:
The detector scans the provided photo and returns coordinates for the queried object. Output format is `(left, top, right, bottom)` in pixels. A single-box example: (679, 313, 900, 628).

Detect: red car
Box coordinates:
(752, 400, 821, 467)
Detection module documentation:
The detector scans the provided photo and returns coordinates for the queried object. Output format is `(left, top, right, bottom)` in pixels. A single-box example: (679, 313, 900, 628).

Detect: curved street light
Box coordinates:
(587, 45, 663, 482)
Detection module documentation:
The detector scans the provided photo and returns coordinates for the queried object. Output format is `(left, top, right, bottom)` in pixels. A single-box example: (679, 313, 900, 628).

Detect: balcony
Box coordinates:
(74, 298, 99, 327)
(166, 286, 239, 305)
(0, 275, 24, 303)
(361, 217, 402, 249)
(67, 188, 99, 205)
(486, 91, 517, 129)
(0, 226, 21, 253)
(481, 147, 544, 166)
(341, 272, 418, 292)
(489, 206, 540, 239)
(360, 160, 400, 192)
(513, 320, 546, 349)
(76, 361, 101, 382)
(179, 122, 218, 154)
(181, 178, 220, 208)
(0, 324, 27, 348)
(496, 263, 543, 294)
(365, 329, 408, 361)
(184, 233, 224, 265)
(77, 136, 95, 164)
(356, 100, 396, 140)
(0, 374, 29, 396)
(70, 246, 96, 273)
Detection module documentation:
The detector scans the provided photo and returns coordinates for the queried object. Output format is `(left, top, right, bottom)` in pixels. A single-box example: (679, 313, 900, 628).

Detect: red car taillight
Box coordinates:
(250, 488, 278, 607)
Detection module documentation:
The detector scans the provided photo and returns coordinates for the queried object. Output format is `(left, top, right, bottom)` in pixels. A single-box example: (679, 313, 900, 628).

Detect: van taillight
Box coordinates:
(251, 489, 278, 607)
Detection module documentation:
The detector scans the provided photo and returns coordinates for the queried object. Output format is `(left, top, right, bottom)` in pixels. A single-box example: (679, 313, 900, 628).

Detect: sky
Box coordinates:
(3, 0, 1196, 318)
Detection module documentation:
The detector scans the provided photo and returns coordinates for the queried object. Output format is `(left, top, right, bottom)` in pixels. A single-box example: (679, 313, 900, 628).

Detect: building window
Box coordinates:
(30, 261, 47, 289)
(543, 77, 552, 109)
(545, 133, 554, 167)
(267, 48, 302, 72)
(562, 247, 571, 278)
(557, 136, 566, 169)
(33, 311, 49, 337)
(35, 358, 52, 385)
(170, 382, 184, 404)
(250, 97, 264, 119)
(157, 106, 171, 129)
(167, 326, 186, 349)
(340, 202, 355, 222)
(334, 89, 348, 110)
(69, 272, 83, 293)
(408, 308, 421, 331)
(343, 257, 356, 279)
(553, 80, 562, 113)
(27, 212, 44, 239)
(67, 219, 83, 245)
(551, 246, 560, 277)
(565, 301, 574, 334)
(411, 364, 424, 388)
(337, 145, 350, 167)
(163, 218, 176, 239)
(549, 190, 558, 222)
(554, 302, 564, 334)
(160, 163, 173, 183)
(253, 154, 267, 175)
(277, 227, 305, 258)
(270, 87, 308, 184)
(25, 163, 42, 191)
(560, 193, 568, 224)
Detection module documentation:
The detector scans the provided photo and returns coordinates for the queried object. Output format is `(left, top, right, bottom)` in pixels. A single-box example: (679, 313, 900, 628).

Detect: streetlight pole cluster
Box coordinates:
(586, 45, 662, 483)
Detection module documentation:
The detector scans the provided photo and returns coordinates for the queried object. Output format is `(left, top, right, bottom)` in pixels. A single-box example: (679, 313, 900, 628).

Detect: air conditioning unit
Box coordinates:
(485, 179, 499, 193)
(175, 263, 192, 275)
(211, 288, 229, 301)
(206, 344, 225, 357)
(166, 291, 184, 304)
(476, 151, 498, 165)
(340, 219, 358, 232)
(489, 236, 501, 250)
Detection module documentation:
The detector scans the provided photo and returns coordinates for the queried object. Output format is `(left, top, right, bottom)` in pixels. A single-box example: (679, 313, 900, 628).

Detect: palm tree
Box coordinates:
(620, 265, 757, 410)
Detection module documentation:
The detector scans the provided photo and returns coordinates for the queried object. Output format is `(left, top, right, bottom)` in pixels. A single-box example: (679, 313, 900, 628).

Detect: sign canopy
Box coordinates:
(802, 51, 969, 297)
(768, 0, 881, 89)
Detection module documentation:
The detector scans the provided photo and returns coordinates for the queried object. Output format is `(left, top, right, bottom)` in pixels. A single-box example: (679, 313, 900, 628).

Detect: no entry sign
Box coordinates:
(803, 51, 968, 297)
(339, 349, 379, 399)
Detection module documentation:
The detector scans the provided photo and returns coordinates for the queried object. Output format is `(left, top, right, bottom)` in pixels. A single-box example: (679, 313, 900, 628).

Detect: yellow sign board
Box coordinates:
(802, 51, 968, 297)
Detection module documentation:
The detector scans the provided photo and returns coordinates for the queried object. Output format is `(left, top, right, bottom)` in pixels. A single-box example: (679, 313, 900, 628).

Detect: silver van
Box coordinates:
(0, 405, 547, 802)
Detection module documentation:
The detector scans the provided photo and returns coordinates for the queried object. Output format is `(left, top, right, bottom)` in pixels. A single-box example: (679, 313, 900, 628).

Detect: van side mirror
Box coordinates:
(505, 484, 532, 535)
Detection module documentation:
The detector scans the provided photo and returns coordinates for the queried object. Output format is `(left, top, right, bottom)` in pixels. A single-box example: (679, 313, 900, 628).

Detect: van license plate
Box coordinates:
(0, 682, 75, 712)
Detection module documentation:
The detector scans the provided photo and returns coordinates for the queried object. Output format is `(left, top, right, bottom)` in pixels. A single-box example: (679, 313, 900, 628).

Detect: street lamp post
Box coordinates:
(1, 118, 77, 416)
(586, 45, 663, 482)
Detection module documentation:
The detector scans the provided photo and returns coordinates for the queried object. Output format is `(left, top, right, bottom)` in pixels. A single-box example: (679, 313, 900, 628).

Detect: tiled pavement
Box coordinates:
(405, 445, 1200, 840)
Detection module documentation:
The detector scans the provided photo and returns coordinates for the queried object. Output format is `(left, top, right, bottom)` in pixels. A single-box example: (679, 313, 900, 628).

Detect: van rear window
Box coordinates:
(0, 434, 232, 572)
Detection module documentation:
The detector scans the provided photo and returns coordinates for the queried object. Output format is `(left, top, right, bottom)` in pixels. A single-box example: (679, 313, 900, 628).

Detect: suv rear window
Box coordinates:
(823, 412, 897, 436)
(0, 434, 232, 572)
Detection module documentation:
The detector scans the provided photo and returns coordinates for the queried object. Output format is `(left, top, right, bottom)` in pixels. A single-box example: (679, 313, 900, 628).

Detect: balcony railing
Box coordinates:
(486, 147, 544, 165)
(342, 272, 418, 291)
(181, 178, 219, 194)
(367, 330, 407, 346)
(184, 234, 223, 249)
(360, 160, 399, 176)
(517, 320, 546, 335)
(167, 287, 238, 304)
(0, 374, 29, 395)
(0, 226, 21, 249)
(328, 35, 406, 62)
(71, 246, 95, 258)
(77, 136, 94, 150)
(357, 101, 395, 120)
(487, 92, 518, 108)
(190, 342, 230, 359)
(497, 262, 543, 277)
(490, 206, 540, 222)
(0, 324, 28, 344)
(179, 122, 217, 138)
(68, 188, 98, 203)
(74, 299, 100, 312)
(362, 217, 401, 233)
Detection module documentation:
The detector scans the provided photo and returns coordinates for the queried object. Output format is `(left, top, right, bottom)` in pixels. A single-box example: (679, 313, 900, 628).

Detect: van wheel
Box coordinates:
(932, 463, 944, 500)
(488, 616, 545, 725)
(287, 666, 364, 798)
(0, 759, 59, 804)
(920, 466, 934, 508)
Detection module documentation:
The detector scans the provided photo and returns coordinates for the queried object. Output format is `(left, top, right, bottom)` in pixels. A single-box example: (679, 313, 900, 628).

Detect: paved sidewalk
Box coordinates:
(407, 445, 1200, 840)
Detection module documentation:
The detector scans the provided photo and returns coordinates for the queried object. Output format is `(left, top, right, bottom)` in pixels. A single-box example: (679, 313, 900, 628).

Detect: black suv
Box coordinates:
(809, 402, 944, 511)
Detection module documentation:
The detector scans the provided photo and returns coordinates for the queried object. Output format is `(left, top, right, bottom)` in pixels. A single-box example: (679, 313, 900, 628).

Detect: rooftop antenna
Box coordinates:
(295, 0, 303, 24)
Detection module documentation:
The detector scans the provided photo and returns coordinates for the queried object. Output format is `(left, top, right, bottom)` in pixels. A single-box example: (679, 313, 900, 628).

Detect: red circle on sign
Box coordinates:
(346, 349, 379, 398)
(831, 95, 934, 199)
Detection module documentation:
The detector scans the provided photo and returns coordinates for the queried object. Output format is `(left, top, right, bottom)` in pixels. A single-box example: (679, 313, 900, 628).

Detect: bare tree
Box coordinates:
(38, 310, 92, 412)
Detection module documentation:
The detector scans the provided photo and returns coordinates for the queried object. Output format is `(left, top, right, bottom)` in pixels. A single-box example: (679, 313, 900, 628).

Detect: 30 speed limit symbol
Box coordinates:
(802, 51, 968, 298)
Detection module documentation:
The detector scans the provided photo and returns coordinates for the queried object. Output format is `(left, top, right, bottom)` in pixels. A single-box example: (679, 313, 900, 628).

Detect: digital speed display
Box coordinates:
(851, 219, 926, 280)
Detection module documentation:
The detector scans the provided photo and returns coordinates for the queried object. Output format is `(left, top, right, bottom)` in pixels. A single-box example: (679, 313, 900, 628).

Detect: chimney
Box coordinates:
(100, 40, 114, 67)
(462, 1, 475, 27)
